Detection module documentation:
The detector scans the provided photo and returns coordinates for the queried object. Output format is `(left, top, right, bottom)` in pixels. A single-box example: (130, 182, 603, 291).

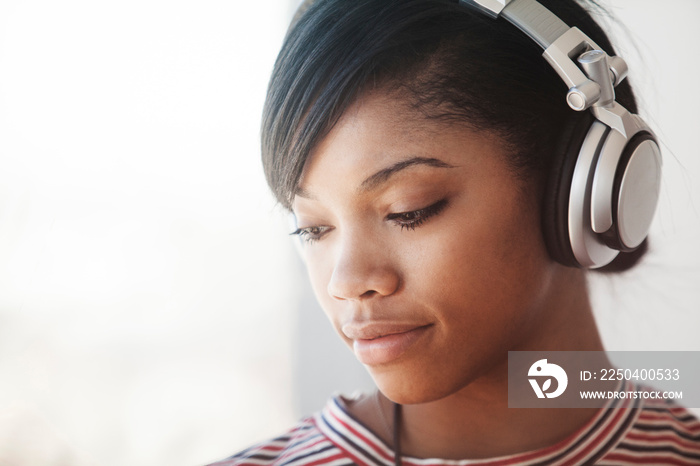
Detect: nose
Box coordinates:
(326, 232, 401, 301)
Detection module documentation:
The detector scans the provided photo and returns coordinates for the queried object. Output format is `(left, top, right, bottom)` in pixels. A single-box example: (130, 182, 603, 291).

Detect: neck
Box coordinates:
(396, 383, 599, 459)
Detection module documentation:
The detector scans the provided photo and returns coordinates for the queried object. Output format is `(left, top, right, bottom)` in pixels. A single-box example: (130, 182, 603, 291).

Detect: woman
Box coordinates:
(211, 0, 700, 464)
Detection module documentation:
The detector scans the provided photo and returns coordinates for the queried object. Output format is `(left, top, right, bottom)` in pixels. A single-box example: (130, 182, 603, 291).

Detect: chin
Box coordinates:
(369, 367, 463, 405)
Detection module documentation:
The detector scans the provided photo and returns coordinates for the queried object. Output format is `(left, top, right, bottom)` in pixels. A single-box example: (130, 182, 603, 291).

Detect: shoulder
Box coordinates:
(205, 396, 363, 466)
(599, 396, 700, 465)
(205, 417, 330, 466)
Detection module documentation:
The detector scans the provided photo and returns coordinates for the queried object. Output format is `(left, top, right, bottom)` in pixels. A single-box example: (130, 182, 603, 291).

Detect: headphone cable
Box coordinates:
(393, 402, 402, 466)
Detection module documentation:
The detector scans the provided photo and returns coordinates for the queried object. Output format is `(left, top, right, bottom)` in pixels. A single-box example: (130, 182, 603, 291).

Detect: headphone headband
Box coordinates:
(461, 0, 566, 46)
(460, 0, 628, 112)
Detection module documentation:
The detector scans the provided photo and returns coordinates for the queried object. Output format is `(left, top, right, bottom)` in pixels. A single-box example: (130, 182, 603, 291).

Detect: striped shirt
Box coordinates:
(209, 392, 700, 465)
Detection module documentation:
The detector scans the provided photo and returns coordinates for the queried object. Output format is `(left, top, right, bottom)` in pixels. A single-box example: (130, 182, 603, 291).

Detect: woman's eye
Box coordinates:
(289, 199, 448, 242)
(290, 225, 332, 244)
(387, 198, 448, 231)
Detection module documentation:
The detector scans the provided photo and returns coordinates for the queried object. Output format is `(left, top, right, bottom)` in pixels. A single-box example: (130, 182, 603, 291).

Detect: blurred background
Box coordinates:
(0, 0, 698, 465)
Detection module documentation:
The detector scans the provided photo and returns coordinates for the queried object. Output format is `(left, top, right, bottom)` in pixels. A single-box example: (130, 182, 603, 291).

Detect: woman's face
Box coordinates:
(291, 91, 564, 404)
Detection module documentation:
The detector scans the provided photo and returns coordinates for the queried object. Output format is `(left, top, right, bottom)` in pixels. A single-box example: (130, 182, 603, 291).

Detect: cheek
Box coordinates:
(408, 189, 554, 343)
(303, 249, 331, 303)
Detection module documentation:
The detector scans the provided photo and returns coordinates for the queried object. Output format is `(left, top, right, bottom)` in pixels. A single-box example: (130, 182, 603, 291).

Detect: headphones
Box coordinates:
(460, 0, 662, 269)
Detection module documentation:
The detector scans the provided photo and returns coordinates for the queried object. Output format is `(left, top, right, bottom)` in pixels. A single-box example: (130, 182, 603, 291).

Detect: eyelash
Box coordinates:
(290, 225, 332, 244)
(386, 198, 448, 231)
(290, 198, 449, 244)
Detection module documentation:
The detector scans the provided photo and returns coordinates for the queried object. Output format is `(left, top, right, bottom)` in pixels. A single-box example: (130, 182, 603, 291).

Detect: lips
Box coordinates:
(343, 322, 432, 366)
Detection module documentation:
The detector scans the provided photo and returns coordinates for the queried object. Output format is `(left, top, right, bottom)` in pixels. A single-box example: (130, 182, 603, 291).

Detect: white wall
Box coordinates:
(0, 1, 697, 465)
(0, 1, 302, 464)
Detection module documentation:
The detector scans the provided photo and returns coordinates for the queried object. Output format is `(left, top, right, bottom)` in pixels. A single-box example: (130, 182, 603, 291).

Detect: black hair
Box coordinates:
(261, 0, 645, 271)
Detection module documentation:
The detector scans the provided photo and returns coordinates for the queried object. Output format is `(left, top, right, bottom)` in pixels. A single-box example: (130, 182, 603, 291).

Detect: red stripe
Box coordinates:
(625, 431, 700, 452)
(638, 414, 700, 433)
(601, 451, 699, 465)
(299, 451, 348, 466)
(637, 421, 700, 435)
(639, 409, 700, 421)
(255, 444, 286, 453)
(668, 406, 696, 415)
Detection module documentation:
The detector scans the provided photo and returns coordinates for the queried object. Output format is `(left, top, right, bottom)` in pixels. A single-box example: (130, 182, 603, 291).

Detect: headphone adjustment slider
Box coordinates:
(578, 50, 615, 108)
(607, 56, 628, 87)
(566, 80, 600, 111)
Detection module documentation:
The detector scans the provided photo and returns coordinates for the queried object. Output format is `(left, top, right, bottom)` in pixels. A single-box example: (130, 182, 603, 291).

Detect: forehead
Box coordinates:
(296, 91, 510, 201)
(320, 91, 442, 151)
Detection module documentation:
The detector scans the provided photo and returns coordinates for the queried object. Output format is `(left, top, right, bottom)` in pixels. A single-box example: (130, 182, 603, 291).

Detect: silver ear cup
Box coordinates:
(612, 137, 662, 250)
(568, 121, 619, 268)
(568, 123, 662, 268)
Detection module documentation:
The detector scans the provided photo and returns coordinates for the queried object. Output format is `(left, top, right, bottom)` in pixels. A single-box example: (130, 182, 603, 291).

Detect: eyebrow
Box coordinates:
(358, 156, 455, 193)
(294, 156, 455, 200)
